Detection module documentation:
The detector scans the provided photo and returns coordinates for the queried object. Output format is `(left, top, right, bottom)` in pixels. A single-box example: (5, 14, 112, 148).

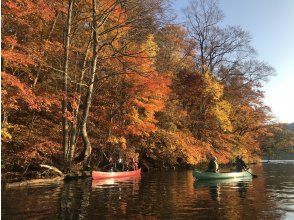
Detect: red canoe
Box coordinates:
(92, 168, 141, 180)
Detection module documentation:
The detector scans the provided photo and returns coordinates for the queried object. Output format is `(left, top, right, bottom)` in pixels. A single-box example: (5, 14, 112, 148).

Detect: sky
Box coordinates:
(172, 0, 294, 123)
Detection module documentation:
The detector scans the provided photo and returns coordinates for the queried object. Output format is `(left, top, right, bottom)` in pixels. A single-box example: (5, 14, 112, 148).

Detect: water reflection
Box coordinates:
(91, 175, 141, 189)
(209, 185, 221, 202)
(194, 177, 253, 188)
(2, 162, 294, 219)
(58, 176, 141, 219)
(237, 181, 249, 198)
(59, 179, 92, 220)
(194, 177, 252, 203)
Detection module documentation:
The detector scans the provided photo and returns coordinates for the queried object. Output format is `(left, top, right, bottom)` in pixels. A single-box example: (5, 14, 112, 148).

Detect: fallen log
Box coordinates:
(4, 177, 64, 188)
(40, 164, 64, 177)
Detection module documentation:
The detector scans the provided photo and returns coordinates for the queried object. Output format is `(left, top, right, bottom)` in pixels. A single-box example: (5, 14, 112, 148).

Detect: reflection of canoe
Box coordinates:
(194, 177, 252, 188)
(92, 175, 141, 188)
(193, 169, 252, 180)
(92, 169, 141, 180)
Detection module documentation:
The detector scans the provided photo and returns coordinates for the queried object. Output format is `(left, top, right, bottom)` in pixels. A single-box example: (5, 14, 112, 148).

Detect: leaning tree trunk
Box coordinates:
(63, 0, 74, 165)
(68, 34, 92, 162)
(80, 0, 99, 169)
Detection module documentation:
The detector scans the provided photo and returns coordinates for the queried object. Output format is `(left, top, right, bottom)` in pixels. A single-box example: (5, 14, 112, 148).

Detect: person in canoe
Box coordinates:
(115, 157, 124, 171)
(131, 157, 139, 171)
(235, 155, 248, 172)
(108, 157, 114, 171)
(102, 156, 115, 172)
(207, 156, 219, 173)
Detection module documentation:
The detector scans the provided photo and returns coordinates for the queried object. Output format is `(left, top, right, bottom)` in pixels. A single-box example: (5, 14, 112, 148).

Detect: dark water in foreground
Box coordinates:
(2, 161, 294, 220)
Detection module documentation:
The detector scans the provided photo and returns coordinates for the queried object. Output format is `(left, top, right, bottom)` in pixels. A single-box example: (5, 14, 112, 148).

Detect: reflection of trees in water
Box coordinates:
(2, 185, 62, 219)
(193, 165, 283, 220)
(4, 165, 291, 219)
(59, 179, 92, 220)
(255, 162, 294, 219)
(89, 176, 141, 219)
(78, 180, 92, 219)
(247, 165, 282, 220)
(66, 167, 286, 219)
(134, 171, 197, 219)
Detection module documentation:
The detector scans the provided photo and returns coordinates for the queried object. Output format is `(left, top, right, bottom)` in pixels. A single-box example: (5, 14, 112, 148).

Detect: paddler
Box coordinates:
(235, 155, 248, 172)
(207, 156, 219, 173)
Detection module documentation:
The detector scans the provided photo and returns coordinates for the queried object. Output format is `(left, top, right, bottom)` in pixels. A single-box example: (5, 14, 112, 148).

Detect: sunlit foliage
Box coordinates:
(1, 0, 275, 178)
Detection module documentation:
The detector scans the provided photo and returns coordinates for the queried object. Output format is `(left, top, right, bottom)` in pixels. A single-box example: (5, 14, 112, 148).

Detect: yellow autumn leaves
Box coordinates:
(141, 34, 159, 60)
(203, 71, 233, 132)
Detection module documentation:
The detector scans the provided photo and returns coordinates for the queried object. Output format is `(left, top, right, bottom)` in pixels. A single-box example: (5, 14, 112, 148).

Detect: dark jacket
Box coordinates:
(236, 158, 247, 172)
(207, 160, 219, 173)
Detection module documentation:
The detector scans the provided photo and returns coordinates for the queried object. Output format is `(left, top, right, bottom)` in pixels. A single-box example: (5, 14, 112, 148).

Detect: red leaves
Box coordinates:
(2, 72, 38, 110)
(2, 50, 36, 67)
(4, 0, 56, 20)
(3, 36, 18, 47)
(1, 72, 58, 112)
(2, 36, 37, 68)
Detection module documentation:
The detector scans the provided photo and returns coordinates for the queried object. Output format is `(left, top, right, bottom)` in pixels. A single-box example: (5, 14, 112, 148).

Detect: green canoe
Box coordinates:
(193, 169, 253, 180)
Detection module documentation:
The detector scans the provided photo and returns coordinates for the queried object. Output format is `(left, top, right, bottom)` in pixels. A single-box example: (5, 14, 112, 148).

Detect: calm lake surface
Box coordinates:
(2, 160, 294, 219)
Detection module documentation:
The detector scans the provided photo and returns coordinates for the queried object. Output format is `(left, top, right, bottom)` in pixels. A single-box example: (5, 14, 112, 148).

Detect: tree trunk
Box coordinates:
(68, 34, 92, 162)
(63, 0, 74, 164)
(80, 0, 99, 169)
(81, 122, 92, 169)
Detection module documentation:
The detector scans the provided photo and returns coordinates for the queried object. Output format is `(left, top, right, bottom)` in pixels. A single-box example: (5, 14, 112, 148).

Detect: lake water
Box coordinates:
(2, 161, 294, 219)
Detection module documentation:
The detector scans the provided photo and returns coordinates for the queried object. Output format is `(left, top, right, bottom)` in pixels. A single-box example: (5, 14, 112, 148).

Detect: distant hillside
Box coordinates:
(287, 122, 294, 131)
(260, 122, 294, 156)
(263, 146, 294, 160)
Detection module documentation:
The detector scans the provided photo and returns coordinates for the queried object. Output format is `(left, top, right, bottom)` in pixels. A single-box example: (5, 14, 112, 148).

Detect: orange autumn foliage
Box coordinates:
(1, 0, 274, 176)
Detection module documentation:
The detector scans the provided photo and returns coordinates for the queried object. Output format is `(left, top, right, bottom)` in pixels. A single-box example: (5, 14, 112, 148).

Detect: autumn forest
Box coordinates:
(2, 0, 281, 181)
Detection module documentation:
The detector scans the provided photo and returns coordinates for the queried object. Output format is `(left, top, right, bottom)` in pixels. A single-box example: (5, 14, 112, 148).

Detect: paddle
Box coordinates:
(245, 168, 258, 178)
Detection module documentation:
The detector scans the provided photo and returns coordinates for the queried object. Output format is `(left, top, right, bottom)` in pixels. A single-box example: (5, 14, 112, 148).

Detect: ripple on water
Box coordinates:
(2, 162, 294, 219)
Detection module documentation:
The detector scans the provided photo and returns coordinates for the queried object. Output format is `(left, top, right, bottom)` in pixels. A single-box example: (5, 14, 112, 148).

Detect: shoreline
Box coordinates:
(2, 162, 264, 188)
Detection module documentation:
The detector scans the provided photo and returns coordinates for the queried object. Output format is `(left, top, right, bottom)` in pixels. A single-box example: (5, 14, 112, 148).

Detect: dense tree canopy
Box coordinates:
(1, 0, 277, 180)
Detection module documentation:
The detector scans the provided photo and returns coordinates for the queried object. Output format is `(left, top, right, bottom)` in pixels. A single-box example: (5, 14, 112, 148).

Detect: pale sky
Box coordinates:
(173, 0, 294, 123)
